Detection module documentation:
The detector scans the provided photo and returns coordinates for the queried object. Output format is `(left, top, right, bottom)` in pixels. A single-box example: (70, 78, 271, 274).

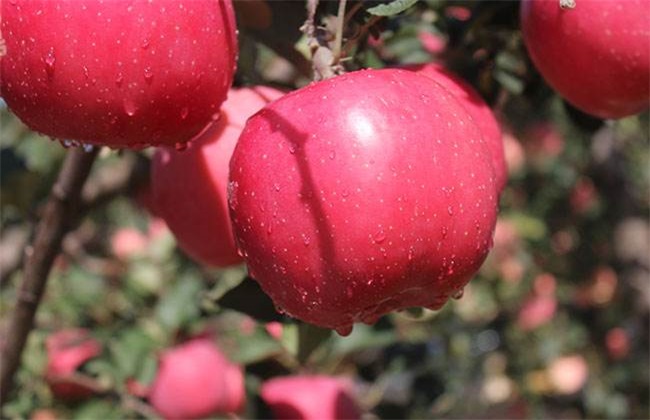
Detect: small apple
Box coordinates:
(261, 375, 361, 420)
(148, 338, 245, 419)
(45, 329, 102, 400)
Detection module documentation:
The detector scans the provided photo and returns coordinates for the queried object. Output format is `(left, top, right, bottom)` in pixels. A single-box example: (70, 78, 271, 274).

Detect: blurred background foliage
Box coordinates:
(1, 0, 649, 419)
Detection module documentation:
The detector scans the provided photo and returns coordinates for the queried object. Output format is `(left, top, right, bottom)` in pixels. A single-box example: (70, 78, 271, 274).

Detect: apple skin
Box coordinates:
(521, 0, 650, 119)
(0, 0, 237, 148)
(261, 375, 361, 420)
(148, 338, 245, 420)
(151, 86, 284, 267)
(229, 69, 498, 334)
(45, 329, 102, 400)
(406, 63, 507, 192)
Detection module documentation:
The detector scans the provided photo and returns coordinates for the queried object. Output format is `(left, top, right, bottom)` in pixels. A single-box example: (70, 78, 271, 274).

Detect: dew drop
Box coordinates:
(452, 288, 464, 300)
(341, 189, 350, 197)
(115, 73, 124, 87)
(302, 233, 311, 246)
(447, 206, 454, 216)
(180, 106, 189, 120)
(329, 150, 336, 160)
(82, 144, 94, 153)
(335, 324, 353, 337)
(288, 143, 297, 154)
(43, 47, 56, 77)
(143, 66, 153, 83)
(274, 305, 286, 315)
(372, 229, 386, 244)
(141, 38, 150, 49)
(174, 141, 188, 151)
(123, 98, 137, 116)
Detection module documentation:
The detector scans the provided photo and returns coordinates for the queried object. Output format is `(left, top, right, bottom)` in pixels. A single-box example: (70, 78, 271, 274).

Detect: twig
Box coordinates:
(0, 146, 99, 406)
(332, 0, 348, 64)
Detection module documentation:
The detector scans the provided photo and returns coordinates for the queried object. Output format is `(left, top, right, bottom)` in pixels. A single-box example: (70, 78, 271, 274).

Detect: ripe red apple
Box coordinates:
(148, 338, 244, 419)
(406, 63, 507, 192)
(45, 329, 102, 400)
(151, 86, 284, 267)
(261, 375, 361, 420)
(229, 69, 499, 335)
(521, 0, 650, 119)
(0, 0, 238, 148)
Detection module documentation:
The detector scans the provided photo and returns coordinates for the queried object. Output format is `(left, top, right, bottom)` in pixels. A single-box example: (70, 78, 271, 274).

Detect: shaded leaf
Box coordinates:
(218, 277, 285, 322)
(367, 0, 419, 16)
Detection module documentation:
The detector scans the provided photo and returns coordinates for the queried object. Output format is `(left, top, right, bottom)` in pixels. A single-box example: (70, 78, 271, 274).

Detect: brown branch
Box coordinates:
(0, 146, 99, 406)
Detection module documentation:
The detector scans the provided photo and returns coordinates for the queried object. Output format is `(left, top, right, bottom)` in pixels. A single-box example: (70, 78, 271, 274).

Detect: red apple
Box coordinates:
(151, 86, 284, 267)
(0, 0, 238, 148)
(148, 338, 245, 420)
(521, 0, 650, 119)
(261, 375, 361, 420)
(229, 69, 499, 335)
(406, 63, 507, 192)
(45, 329, 102, 400)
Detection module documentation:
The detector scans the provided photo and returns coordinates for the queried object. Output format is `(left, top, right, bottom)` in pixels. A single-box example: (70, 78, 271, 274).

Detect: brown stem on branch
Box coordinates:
(331, 0, 348, 64)
(0, 146, 99, 406)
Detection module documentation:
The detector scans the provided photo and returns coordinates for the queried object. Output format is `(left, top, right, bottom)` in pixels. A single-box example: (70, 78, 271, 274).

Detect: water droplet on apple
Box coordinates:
(123, 98, 137, 116)
(143, 67, 154, 83)
(180, 106, 189, 119)
(174, 141, 188, 151)
(43, 48, 56, 77)
(115, 73, 124, 87)
(452, 288, 464, 299)
(335, 324, 353, 336)
(141, 38, 150, 49)
(372, 229, 386, 244)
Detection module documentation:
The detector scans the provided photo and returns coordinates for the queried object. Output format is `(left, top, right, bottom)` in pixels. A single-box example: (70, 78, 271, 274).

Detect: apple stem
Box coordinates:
(331, 0, 348, 65)
(0, 146, 99, 405)
(301, 0, 346, 81)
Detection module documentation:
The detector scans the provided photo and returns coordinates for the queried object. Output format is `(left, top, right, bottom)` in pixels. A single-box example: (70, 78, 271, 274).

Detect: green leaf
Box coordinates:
(367, 0, 419, 16)
(73, 400, 122, 420)
(108, 328, 156, 382)
(297, 322, 332, 364)
(155, 274, 202, 331)
(230, 330, 284, 365)
(217, 277, 284, 322)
